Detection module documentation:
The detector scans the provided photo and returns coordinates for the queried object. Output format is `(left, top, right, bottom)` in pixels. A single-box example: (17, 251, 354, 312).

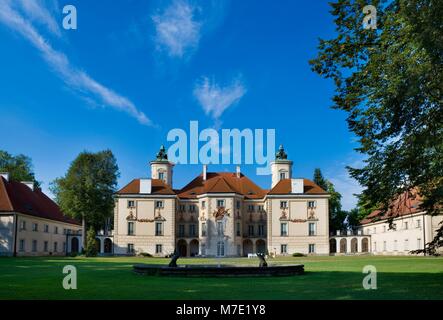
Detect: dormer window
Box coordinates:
(280, 172, 287, 180)
(158, 172, 165, 181)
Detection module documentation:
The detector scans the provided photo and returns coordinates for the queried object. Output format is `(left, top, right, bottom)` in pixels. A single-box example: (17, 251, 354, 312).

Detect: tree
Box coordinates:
(310, 0, 443, 253)
(85, 227, 98, 257)
(313, 168, 328, 191)
(0, 150, 40, 187)
(51, 150, 119, 248)
(327, 181, 347, 232)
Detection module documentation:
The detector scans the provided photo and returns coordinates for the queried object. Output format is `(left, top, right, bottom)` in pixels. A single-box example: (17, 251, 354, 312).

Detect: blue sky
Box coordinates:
(0, 0, 363, 210)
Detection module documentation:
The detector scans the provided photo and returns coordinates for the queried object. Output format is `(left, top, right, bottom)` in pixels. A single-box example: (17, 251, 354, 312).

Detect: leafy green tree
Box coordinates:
(313, 168, 328, 191)
(85, 227, 98, 257)
(327, 181, 347, 232)
(310, 0, 443, 253)
(51, 150, 119, 247)
(0, 150, 39, 187)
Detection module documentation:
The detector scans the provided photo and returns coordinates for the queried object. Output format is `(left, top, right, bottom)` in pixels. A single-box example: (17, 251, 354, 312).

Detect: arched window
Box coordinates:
(279, 170, 287, 180)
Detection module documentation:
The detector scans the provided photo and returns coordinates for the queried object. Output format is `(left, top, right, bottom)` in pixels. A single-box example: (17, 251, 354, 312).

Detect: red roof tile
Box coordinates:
(0, 177, 80, 225)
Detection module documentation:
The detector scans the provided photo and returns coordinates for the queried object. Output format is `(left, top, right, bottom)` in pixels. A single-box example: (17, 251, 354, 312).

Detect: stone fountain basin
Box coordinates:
(133, 264, 304, 277)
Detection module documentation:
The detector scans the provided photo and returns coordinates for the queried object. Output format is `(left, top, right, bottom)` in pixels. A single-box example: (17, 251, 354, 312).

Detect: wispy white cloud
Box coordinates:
(0, 1, 152, 125)
(193, 76, 246, 120)
(152, 0, 201, 58)
(14, 0, 61, 37)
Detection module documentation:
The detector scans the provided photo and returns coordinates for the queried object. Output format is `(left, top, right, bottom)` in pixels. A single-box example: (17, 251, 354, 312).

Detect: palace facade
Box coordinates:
(113, 146, 331, 257)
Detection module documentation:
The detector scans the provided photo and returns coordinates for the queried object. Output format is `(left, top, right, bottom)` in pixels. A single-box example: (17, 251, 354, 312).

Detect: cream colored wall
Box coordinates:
(267, 197, 329, 255)
(150, 162, 173, 185)
(14, 213, 81, 256)
(113, 196, 176, 256)
(270, 161, 292, 188)
(362, 212, 443, 255)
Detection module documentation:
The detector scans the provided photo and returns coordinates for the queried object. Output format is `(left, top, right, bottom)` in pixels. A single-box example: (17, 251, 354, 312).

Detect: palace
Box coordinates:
(113, 145, 331, 257)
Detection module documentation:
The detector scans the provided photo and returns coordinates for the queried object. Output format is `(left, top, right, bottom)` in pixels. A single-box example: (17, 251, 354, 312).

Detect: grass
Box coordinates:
(0, 255, 442, 300)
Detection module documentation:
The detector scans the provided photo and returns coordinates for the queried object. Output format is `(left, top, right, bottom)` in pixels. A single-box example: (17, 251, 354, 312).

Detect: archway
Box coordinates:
(256, 239, 266, 254)
(329, 238, 337, 253)
(71, 237, 79, 253)
(340, 238, 347, 253)
(361, 238, 369, 253)
(243, 239, 253, 256)
(104, 238, 112, 254)
(351, 238, 358, 253)
(189, 239, 199, 257)
(177, 239, 187, 257)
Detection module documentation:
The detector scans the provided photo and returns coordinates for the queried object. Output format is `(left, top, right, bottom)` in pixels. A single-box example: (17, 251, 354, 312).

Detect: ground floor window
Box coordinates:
(54, 242, 58, 252)
(32, 240, 37, 252)
(44, 241, 48, 252)
(19, 239, 25, 252)
(217, 241, 225, 256)
(127, 243, 134, 254)
(308, 244, 315, 253)
(156, 244, 162, 254)
(281, 244, 287, 254)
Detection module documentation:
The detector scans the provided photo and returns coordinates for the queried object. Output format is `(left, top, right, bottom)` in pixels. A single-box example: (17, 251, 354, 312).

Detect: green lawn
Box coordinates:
(1, 255, 442, 300)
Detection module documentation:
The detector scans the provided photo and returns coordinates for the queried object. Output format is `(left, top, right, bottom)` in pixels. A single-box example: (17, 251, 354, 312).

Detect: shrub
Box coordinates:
(69, 252, 78, 257)
(85, 227, 98, 257)
(292, 252, 306, 257)
(139, 252, 153, 257)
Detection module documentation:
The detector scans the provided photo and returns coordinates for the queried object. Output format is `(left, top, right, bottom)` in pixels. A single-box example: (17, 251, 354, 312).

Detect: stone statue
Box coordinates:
(156, 145, 168, 161)
(257, 253, 268, 267)
(168, 250, 180, 267)
(275, 144, 288, 160)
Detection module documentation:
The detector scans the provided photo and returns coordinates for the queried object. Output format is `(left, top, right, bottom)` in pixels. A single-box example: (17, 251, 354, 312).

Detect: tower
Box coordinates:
(150, 145, 174, 186)
(270, 145, 293, 188)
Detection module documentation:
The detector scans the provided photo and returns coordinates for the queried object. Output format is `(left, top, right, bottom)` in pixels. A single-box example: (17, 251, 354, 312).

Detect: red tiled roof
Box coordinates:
(117, 179, 176, 195)
(0, 177, 80, 225)
(268, 179, 328, 195)
(360, 189, 423, 225)
(178, 172, 267, 199)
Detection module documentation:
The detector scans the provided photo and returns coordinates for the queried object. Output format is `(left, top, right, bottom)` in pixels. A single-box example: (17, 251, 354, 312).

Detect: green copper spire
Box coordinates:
(275, 144, 288, 160)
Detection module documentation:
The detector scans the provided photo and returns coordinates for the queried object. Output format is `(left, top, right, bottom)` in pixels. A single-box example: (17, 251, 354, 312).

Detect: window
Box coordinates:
(19, 239, 25, 252)
(127, 222, 134, 235)
(404, 221, 408, 230)
(308, 223, 316, 236)
(280, 201, 288, 209)
(54, 242, 58, 252)
(404, 239, 409, 251)
(258, 205, 264, 212)
(236, 222, 241, 237)
(309, 244, 315, 253)
(217, 199, 225, 208)
(201, 223, 207, 237)
(155, 222, 163, 236)
(281, 244, 287, 254)
(32, 240, 37, 252)
(417, 238, 422, 249)
(308, 201, 316, 209)
(279, 172, 286, 180)
(248, 225, 254, 236)
(394, 240, 398, 251)
(217, 241, 225, 256)
(189, 205, 196, 213)
(217, 221, 224, 236)
(280, 223, 288, 236)
(178, 224, 185, 237)
(62, 242, 66, 252)
(32, 223, 38, 232)
(63, 228, 67, 235)
(248, 205, 255, 212)
(416, 219, 421, 229)
(236, 201, 241, 209)
(373, 242, 377, 252)
(179, 204, 186, 212)
(155, 201, 164, 209)
(258, 224, 265, 236)
(127, 244, 134, 254)
(158, 172, 165, 181)
(127, 200, 135, 208)
(383, 241, 387, 251)
(44, 224, 49, 233)
(20, 220, 26, 230)
(156, 244, 162, 254)
(201, 201, 206, 209)
(189, 224, 196, 237)
(54, 226, 58, 234)
(44, 241, 48, 252)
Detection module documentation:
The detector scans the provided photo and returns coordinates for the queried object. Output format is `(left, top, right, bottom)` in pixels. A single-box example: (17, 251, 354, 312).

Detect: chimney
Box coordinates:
(202, 165, 207, 181)
(236, 166, 241, 178)
(0, 172, 9, 182)
(21, 181, 34, 191)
